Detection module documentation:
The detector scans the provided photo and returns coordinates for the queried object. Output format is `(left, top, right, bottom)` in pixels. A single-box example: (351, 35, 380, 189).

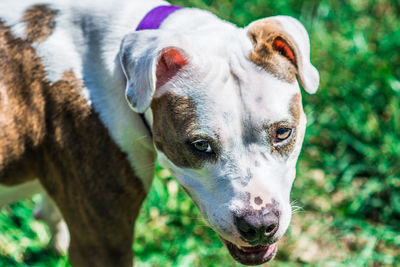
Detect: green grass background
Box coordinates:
(1, 0, 400, 266)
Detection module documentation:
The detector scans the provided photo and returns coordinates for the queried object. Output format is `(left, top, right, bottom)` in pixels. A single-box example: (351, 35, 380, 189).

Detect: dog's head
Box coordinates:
(120, 15, 319, 265)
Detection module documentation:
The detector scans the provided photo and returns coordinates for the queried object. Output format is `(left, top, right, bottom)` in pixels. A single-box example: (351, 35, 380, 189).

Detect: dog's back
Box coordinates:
(0, 4, 57, 186)
(0, 1, 157, 265)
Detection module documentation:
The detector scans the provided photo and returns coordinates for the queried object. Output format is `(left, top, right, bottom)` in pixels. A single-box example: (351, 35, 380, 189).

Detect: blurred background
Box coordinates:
(1, 0, 399, 266)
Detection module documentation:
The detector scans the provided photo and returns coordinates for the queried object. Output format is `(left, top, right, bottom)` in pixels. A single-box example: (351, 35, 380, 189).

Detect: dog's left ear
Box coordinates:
(246, 16, 319, 94)
(119, 31, 189, 113)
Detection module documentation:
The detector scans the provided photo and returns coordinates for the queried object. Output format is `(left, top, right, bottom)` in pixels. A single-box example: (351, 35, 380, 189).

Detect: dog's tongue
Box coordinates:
(239, 244, 269, 253)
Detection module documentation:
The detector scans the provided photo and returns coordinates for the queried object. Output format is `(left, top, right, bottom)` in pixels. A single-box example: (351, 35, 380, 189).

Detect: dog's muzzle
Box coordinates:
(218, 205, 280, 265)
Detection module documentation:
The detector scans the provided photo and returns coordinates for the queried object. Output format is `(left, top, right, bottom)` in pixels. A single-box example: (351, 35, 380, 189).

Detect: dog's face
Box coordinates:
(120, 16, 319, 265)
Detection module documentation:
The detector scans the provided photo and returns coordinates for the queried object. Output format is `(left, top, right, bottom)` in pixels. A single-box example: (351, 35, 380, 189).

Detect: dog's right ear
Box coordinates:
(119, 32, 189, 113)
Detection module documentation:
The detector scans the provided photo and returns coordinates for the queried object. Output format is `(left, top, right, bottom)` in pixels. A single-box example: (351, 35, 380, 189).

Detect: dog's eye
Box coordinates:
(276, 128, 292, 141)
(192, 140, 213, 153)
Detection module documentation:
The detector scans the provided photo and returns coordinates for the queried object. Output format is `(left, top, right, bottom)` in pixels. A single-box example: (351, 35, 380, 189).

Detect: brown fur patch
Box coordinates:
(0, 20, 47, 184)
(23, 5, 58, 42)
(0, 18, 148, 266)
(268, 93, 303, 156)
(42, 70, 147, 267)
(151, 92, 208, 169)
(248, 20, 298, 83)
(289, 93, 302, 124)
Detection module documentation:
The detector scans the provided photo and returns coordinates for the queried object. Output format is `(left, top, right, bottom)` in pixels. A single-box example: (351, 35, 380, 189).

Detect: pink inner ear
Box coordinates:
(156, 47, 188, 89)
(273, 38, 296, 66)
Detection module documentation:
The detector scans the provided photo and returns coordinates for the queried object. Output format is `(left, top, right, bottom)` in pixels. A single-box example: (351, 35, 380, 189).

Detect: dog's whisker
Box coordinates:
(291, 206, 304, 214)
(290, 199, 299, 205)
(289, 199, 304, 214)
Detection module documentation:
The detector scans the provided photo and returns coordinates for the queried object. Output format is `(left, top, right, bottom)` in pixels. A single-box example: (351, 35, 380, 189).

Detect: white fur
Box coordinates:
(0, 1, 30, 39)
(123, 8, 317, 247)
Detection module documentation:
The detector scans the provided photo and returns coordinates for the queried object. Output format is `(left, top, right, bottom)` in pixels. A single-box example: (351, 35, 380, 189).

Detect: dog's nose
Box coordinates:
(234, 208, 279, 245)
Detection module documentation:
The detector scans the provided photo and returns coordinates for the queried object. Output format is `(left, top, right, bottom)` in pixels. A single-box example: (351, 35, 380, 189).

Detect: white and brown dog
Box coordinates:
(0, 0, 319, 266)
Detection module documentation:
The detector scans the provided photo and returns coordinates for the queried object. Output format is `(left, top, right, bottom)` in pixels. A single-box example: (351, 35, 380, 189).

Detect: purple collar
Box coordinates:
(136, 5, 182, 31)
(136, 5, 182, 135)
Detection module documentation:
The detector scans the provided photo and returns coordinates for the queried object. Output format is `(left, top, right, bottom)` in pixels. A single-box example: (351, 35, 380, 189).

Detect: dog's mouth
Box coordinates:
(219, 236, 277, 265)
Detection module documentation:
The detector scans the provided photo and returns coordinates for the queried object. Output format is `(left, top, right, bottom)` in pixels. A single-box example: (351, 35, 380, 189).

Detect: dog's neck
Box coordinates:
(73, 1, 239, 190)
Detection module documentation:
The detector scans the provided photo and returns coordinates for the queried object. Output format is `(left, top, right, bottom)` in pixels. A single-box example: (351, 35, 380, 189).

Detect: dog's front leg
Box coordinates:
(49, 184, 146, 267)
(37, 146, 149, 267)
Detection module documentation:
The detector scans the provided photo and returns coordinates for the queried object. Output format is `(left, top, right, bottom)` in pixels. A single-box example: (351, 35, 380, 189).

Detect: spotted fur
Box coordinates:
(23, 5, 58, 42)
(0, 6, 146, 267)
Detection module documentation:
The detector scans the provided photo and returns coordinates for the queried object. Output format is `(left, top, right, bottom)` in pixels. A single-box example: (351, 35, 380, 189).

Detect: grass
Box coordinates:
(1, 164, 399, 266)
(1, 0, 400, 266)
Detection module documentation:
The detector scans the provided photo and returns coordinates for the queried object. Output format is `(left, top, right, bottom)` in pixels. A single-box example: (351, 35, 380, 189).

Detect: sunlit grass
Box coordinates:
(1, 0, 400, 265)
(1, 166, 399, 266)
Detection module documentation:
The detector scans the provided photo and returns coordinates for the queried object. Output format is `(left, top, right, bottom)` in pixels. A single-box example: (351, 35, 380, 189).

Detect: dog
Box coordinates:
(0, 0, 319, 266)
